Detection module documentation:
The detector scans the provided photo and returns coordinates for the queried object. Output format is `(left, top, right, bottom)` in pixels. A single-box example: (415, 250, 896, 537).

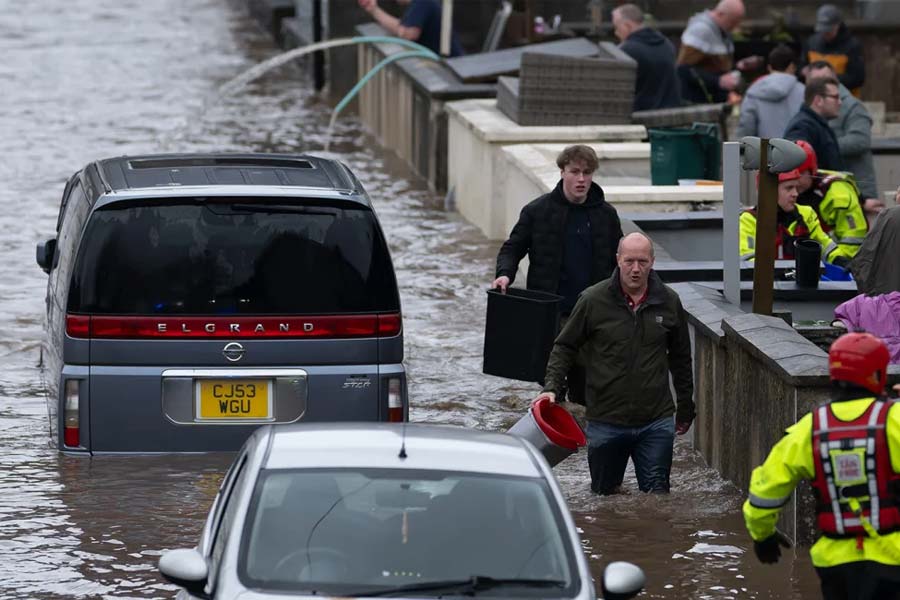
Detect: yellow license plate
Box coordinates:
(197, 379, 271, 420)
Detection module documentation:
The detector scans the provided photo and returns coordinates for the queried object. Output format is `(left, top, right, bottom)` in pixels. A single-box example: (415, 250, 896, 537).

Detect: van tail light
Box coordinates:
(66, 315, 90, 338)
(377, 313, 402, 337)
(64, 380, 80, 447)
(388, 377, 404, 422)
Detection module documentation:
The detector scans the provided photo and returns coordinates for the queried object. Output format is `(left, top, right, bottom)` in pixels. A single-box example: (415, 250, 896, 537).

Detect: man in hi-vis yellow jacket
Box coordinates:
(743, 333, 900, 599)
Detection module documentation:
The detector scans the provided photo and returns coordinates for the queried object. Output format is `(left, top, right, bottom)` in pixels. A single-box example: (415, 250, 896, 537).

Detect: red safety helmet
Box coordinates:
(755, 169, 801, 186)
(794, 140, 818, 175)
(778, 169, 802, 182)
(828, 332, 890, 395)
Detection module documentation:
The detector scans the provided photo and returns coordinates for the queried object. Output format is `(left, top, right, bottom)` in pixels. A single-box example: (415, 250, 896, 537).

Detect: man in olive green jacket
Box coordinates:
(535, 233, 694, 494)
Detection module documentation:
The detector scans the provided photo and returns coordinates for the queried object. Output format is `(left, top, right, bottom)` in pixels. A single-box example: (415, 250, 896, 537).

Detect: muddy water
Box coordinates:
(0, 0, 821, 597)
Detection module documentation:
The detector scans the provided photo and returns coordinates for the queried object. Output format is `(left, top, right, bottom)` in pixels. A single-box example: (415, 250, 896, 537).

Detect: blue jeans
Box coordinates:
(586, 416, 675, 494)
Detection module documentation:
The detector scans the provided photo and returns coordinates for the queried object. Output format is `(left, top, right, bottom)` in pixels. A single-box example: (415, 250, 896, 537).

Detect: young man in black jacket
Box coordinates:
(492, 145, 623, 403)
(612, 3, 681, 111)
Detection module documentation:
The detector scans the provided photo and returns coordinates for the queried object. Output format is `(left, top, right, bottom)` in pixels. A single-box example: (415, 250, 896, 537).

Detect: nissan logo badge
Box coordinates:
(222, 342, 245, 362)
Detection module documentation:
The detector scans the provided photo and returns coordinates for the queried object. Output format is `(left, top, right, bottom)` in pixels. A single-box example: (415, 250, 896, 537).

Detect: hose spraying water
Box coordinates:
(213, 36, 439, 151)
(324, 48, 439, 151)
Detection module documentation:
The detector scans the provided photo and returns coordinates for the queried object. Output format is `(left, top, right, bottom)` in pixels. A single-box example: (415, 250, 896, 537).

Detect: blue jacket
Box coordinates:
(784, 105, 845, 172)
(620, 27, 682, 111)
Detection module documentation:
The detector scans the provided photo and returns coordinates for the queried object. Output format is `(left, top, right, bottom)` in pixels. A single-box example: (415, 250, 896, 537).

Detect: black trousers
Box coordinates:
(816, 561, 900, 600)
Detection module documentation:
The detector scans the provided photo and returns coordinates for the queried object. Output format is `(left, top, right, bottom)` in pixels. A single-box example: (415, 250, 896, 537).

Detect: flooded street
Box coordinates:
(0, 1, 821, 597)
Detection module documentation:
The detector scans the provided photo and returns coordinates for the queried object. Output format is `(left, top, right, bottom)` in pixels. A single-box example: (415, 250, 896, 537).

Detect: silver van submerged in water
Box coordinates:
(37, 154, 406, 454)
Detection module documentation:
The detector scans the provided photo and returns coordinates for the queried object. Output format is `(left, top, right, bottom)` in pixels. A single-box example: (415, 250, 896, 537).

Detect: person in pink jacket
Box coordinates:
(833, 292, 900, 364)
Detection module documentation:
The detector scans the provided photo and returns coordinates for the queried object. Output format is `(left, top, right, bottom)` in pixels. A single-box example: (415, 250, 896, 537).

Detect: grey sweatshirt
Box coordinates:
(736, 72, 804, 139)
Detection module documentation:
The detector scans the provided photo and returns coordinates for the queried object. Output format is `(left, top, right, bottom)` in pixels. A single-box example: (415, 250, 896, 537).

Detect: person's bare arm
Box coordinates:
(358, 0, 421, 40)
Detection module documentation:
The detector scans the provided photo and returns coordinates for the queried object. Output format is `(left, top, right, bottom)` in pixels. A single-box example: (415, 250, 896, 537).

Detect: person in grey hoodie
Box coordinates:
(807, 60, 880, 207)
(736, 44, 804, 139)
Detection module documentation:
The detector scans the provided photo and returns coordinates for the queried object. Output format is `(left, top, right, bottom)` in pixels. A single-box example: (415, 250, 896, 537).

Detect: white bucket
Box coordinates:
(507, 398, 586, 467)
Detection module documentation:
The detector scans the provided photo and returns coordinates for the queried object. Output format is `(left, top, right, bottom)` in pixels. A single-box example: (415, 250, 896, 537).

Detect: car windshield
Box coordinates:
(68, 199, 399, 315)
(238, 468, 578, 597)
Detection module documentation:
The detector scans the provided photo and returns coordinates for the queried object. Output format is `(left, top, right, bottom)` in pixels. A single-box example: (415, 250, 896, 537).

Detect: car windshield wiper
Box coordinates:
(352, 575, 567, 597)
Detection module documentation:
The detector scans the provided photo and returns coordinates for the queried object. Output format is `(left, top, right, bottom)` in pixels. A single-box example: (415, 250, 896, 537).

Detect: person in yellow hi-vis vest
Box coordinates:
(744, 332, 900, 600)
(794, 140, 867, 263)
(739, 168, 842, 265)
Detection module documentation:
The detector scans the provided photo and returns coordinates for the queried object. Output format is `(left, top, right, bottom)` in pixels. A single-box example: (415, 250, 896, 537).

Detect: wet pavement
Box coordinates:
(0, 0, 822, 597)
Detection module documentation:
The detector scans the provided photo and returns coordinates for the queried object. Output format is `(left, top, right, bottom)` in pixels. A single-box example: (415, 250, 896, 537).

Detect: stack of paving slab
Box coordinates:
(496, 44, 636, 126)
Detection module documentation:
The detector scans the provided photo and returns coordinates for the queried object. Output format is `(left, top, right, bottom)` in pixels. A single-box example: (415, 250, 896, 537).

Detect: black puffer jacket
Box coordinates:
(495, 181, 622, 294)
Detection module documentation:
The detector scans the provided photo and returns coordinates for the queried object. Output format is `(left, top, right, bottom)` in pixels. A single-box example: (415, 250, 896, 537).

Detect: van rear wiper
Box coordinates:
(352, 575, 566, 597)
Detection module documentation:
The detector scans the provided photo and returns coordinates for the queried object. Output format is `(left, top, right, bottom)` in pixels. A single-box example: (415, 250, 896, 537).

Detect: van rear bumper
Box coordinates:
(57, 363, 406, 453)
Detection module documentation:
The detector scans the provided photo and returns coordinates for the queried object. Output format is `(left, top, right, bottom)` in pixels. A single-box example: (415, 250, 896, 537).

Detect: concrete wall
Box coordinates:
(356, 30, 497, 192)
(673, 283, 833, 544)
(446, 99, 728, 241)
(358, 43, 417, 173)
(675, 281, 900, 545)
(446, 99, 647, 239)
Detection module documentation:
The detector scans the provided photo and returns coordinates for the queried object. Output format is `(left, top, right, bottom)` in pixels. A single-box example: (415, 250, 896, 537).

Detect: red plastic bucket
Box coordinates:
(507, 398, 586, 466)
(532, 397, 586, 450)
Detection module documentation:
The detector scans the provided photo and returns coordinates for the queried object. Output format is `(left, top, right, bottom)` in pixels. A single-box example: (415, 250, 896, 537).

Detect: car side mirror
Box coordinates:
(158, 548, 210, 599)
(601, 561, 645, 600)
(36, 238, 57, 274)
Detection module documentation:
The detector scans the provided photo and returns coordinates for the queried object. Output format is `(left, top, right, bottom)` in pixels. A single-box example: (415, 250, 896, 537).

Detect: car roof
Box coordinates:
(91, 153, 368, 205)
(262, 423, 544, 478)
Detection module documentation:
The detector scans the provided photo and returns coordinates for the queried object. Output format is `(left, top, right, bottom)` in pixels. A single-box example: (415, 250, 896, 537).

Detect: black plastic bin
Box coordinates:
(483, 287, 562, 382)
(794, 239, 821, 289)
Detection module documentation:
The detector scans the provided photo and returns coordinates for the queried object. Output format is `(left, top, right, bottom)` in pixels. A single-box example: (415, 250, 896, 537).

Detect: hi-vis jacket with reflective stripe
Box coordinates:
(800, 169, 868, 259)
(743, 397, 900, 568)
(739, 204, 842, 263)
(811, 399, 900, 538)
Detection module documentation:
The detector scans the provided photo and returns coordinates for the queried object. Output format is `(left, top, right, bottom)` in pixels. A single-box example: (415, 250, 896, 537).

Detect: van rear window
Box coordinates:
(68, 200, 400, 315)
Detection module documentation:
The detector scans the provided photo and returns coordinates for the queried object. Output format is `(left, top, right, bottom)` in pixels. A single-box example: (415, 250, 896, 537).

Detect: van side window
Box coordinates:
(51, 182, 90, 301)
(55, 174, 81, 232)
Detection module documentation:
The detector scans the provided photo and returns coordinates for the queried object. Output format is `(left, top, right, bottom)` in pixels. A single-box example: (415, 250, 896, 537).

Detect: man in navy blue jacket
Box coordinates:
(358, 0, 463, 57)
(784, 76, 845, 172)
(612, 3, 681, 111)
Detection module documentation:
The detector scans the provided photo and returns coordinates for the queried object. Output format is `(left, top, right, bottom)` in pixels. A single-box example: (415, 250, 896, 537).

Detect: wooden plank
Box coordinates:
(444, 37, 599, 83)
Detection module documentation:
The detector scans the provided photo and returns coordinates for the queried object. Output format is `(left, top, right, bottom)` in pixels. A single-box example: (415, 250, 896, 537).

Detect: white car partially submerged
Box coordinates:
(159, 423, 644, 600)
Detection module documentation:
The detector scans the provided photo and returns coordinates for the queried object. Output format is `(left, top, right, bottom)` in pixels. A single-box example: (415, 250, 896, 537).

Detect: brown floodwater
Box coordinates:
(0, 0, 822, 597)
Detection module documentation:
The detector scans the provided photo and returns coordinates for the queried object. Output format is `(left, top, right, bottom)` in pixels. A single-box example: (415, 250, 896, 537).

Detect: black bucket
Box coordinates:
(483, 288, 561, 382)
(794, 239, 821, 288)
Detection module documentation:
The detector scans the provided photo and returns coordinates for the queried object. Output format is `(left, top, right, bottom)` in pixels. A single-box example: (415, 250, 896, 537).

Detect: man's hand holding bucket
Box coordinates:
(535, 391, 556, 404)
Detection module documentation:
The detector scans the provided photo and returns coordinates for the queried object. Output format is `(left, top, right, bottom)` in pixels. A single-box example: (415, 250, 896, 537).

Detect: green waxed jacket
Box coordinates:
(542, 270, 694, 427)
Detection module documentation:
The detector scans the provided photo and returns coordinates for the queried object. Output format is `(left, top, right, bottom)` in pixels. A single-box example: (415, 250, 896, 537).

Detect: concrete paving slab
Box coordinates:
(446, 99, 645, 143)
(445, 37, 601, 83)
